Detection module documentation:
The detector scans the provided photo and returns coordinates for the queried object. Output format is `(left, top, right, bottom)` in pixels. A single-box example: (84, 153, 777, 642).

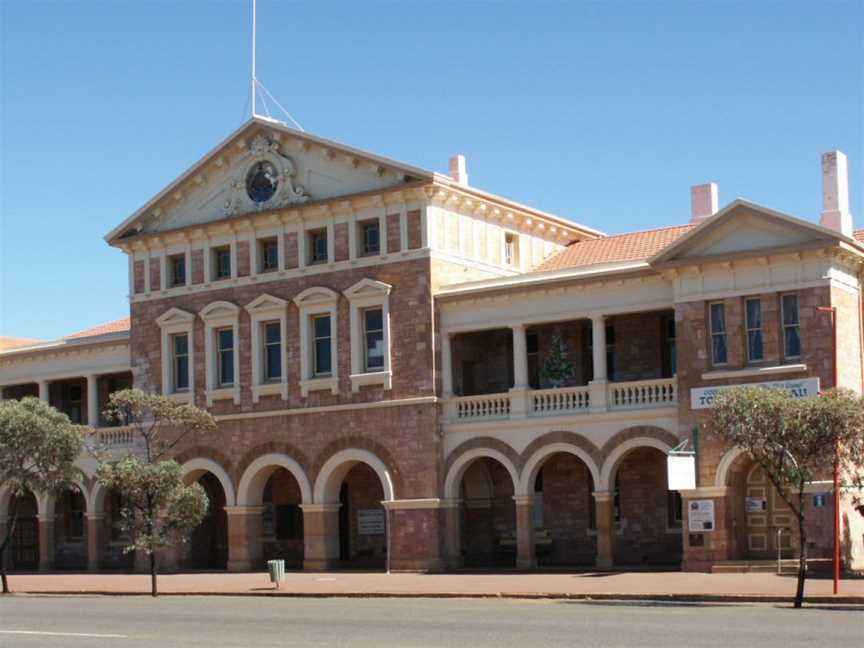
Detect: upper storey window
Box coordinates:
(360, 220, 380, 256)
(173, 333, 190, 392)
(363, 308, 385, 371)
(710, 302, 728, 366)
(746, 298, 764, 363)
(216, 328, 235, 387)
(504, 233, 519, 267)
(168, 254, 186, 288)
(309, 229, 328, 265)
(213, 246, 231, 280)
(259, 237, 279, 273)
(246, 161, 279, 204)
(782, 294, 801, 360)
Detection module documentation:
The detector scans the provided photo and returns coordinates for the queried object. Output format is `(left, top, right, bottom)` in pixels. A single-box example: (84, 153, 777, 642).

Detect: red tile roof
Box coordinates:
(64, 318, 131, 340)
(0, 336, 44, 351)
(854, 229, 864, 243)
(537, 224, 696, 272)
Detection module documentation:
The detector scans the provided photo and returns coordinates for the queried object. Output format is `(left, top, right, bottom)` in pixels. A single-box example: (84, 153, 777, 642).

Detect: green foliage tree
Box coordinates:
(540, 335, 576, 388)
(709, 387, 864, 608)
(0, 397, 85, 594)
(97, 388, 217, 596)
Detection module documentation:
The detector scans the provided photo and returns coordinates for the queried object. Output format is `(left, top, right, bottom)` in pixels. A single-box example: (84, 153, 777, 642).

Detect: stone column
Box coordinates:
(514, 495, 536, 569)
(37, 515, 55, 572)
(442, 500, 462, 569)
(509, 323, 529, 418)
(86, 374, 99, 428)
(86, 513, 102, 571)
(38, 380, 50, 403)
(440, 332, 453, 398)
(593, 490, 615, 569)
(589, 315, 608, 412)
(301, 504, 341, 571)
(225, 505, 264, 572)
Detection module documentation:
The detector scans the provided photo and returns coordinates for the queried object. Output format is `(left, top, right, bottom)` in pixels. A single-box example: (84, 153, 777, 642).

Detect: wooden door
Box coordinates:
(744, 465, 794, 559)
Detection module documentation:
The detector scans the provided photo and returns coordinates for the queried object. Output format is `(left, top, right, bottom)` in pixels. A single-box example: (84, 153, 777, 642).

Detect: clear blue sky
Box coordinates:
(1, 1, 862, 340)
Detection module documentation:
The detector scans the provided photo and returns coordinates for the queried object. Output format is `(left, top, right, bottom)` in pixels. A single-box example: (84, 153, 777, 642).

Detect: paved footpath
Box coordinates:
(5, 571, 864, 603)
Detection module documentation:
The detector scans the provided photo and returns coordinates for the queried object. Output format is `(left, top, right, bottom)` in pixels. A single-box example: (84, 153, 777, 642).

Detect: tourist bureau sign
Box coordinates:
(690, 377, 820, 410)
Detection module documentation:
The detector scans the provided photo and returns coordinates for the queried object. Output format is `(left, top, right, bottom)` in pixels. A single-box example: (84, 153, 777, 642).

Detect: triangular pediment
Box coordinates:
(343, 278, 393, 299)
(245, 294, 288, 313)
(199, 301, 240, 321)
(651, 200, 843, 266)
(106, 117, 434, 244)
(155, 307, 195, 327)
(293, 286, 339, 307)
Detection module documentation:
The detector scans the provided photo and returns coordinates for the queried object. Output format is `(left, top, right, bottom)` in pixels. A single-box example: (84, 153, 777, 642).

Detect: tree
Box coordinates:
(710, 387, 864, 608)
(96, 389, 217, 596)
(0, 397, 85, 594)
(540, 335, 576, 388)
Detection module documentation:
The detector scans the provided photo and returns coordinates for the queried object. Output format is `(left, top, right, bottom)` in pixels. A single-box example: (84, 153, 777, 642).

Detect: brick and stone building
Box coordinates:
(1, 118, 862, 573)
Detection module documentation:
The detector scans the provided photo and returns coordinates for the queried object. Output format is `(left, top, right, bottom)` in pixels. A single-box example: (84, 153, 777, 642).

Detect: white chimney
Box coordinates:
(820, 150, 853, 237)
(691, 182, 719, 223)
(449, 154, 468, 186)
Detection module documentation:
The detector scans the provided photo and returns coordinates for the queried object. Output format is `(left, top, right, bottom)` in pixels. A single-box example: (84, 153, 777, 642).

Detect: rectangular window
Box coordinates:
(259, 238, 279, 273)
(309, 230, 328, 264)
(710, 302, 728, 366)
(216, 328, 234, 386)
(168, 254, 186, 287)
(312, 315, 332, 376)
(782, 294, 801, 359)
(263, 321, 281, 382)
(363, 308, 384, 371)
(361, 221, 380, 256)
(213, 246, 231, 280)
(746, 298, 764, 363)
(504, 233, 517, 266)
(172, 334, 189, 392)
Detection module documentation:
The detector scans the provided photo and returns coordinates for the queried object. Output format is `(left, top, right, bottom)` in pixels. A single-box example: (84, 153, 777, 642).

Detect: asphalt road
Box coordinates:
(0, 596, 861, 648)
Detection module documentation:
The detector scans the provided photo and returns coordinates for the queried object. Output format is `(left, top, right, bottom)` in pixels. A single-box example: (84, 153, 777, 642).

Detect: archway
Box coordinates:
(459, 457, 518, 568)
(312, 449, 394, 570)
(52, 486, 87, 570)
(98, 487, 135, 570)
(607, 445, 682, 566)
(187, 473, 229, 570)
(7, 491, 39, 571)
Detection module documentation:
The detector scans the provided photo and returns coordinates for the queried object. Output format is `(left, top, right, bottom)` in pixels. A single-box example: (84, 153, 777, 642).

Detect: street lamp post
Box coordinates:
(816, 305, 839, 596)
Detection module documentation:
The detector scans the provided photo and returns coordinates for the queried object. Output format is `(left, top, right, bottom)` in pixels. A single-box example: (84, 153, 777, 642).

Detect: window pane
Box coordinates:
(782, 295, 799, 325)
(314, 316, 330, 339)
(173, 334, 188, 356)
(218, 329, 233, 351)
(746, 299, 761, 330)
(748, 330, 764, 362)
(785, 326, 801, 358)
(265, 322, 280, 345)
(363, 223, 379, 254)
(175, 356, 189, 390)
(364, 308, 383, 333)
(315, 339, 331, 375)
(266, 343, 281, 380)
(365, 331, 384, 369)
(712, 333, 728, 365)
(220, 350, 234, 384)
(710, 303, 726, 333)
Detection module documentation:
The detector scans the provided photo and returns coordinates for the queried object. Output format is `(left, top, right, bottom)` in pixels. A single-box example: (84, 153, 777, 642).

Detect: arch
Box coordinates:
(293, 286, 339, 307)
(313, 448, 395, 504)
(443, 448, 519, 500)
(237, 453, 312, 505)
(181, 458, 236, 507)
(715, 446, 748, 488)
(599, 436, 673, 491)
(518, 443, 602, 496)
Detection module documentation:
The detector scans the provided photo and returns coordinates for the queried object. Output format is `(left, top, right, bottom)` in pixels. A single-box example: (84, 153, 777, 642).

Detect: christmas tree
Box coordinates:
(540, 335, 576, 388)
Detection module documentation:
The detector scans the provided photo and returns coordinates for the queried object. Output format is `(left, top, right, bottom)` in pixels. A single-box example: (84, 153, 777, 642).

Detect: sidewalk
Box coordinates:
(6, 571, 864, 603)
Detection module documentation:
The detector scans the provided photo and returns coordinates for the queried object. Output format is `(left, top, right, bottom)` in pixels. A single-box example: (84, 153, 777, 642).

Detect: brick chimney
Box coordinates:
(449, 154, 468, 186)
(820, 150, 853, 237)
(691, 182, 719, 223)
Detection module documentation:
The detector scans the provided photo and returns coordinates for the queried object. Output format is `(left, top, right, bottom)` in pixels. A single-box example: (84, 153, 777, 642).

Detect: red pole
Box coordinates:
(817, 305, 839, 595)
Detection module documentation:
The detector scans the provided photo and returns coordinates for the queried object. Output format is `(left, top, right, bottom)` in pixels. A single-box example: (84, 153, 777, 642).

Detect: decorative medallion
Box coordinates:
(245, 160, 279, 203)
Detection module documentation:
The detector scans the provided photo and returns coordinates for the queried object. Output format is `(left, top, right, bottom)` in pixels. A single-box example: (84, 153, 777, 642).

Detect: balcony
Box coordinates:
(441, 310, 678, 424)
(445, 377, 677, 423)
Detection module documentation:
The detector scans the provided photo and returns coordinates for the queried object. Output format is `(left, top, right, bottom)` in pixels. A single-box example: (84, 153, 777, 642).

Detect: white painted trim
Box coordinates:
(156, 307, 195, 398)
(199, 301, 241, 405)
(293, 287, 339, 395)
(443, 448, 519, 500)
(599, 436, 673, 491)
(244, 294, 289, 401)
(701, 364, 808, 380)
(236, 452, 312, 505)
(181, 457, 236, 507)
(344, 279, 393, 392)
(518, 443, 602, 497)
(313, 448, 395, 503)
(715, 446, 748, 488)
(382, 498, 444, 510)
(214, 395, 436, 422)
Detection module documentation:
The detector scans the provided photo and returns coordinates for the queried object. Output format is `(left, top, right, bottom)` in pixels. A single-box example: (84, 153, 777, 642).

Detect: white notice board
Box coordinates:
(688, 500, 715, 532)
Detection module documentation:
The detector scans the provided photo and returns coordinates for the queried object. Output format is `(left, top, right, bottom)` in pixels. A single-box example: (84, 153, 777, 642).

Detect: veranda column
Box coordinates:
(513, 495, 536, 569)
(509, 323, 529, 418)
(86, 374, 99, 427)
(38, 380, 50, 403)
(225, 505, 264, 572)
(589, 315, 608, 412)
(442, 499, 462, 569)
(440, 332, 453, 398)
(593, 490, 615, 568)
(300, 504, 341, 571)
(37, 514, 55, 572)
(85, 512, 102, 571)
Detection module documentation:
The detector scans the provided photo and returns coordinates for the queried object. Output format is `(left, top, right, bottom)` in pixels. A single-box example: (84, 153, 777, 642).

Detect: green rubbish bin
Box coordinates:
(267, 559, 286, 588)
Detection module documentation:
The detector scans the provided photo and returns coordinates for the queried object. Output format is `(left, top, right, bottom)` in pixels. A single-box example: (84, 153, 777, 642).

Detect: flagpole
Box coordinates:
(251, 0, 257, 117)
